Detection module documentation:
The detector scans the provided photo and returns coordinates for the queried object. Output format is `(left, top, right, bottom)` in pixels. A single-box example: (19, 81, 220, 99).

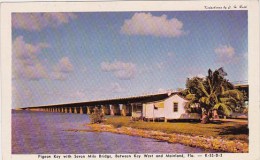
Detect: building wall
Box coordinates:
(164, 94, 187, 119)
(143, 94, 188, 119)
(143, 103, 164, 118)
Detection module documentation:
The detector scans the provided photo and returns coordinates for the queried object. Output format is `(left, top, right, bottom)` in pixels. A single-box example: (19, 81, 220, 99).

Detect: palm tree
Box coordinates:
(183, 68, 244, 123)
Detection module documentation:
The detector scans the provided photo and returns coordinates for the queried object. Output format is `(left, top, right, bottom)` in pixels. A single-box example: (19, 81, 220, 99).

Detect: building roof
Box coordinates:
(143, 93, 188, 104)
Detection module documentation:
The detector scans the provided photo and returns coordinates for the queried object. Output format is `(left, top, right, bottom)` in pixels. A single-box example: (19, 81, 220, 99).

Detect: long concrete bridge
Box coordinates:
(19, 92, 173, 116)
(19, 84, 249, 116)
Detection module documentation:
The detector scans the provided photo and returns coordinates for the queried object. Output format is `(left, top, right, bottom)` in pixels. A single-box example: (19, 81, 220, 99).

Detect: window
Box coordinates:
(173, 103, 178, 112)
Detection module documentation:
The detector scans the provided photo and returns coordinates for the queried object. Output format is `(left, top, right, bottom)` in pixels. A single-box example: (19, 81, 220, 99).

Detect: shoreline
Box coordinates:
(83, 123, 248, 153)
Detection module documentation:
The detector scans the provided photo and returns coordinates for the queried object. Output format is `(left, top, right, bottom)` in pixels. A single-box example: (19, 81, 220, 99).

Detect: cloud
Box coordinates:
(11, 38, 76, 105)
(54, 57, 73, 73)
(51, 57, 74, 80)
(50, 72, 66, 81)
(214, 45, 242, 64)
(12, 13, 77, 31)
(12, 86, 36, 107)
(12, 36, 49, 80)
(101, 60, 137, 80)
(187, 74, 205, 79)
(215, 45, 235, 59)
(120, 12, 186, 37)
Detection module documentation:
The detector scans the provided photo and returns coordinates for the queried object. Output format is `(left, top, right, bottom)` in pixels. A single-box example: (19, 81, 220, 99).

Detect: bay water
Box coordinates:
(12, 110, 213, 154)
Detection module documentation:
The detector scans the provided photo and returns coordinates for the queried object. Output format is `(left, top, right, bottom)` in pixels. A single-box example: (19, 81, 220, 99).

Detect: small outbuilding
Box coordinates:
(142, 94, 201, 122)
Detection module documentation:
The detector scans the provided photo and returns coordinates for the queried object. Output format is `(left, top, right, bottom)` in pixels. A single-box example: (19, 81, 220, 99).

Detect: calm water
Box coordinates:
(12, 110, 213, 154)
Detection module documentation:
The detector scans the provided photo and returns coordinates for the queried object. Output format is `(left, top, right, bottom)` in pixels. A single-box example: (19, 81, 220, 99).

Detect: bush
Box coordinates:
(90, 107, 104, 124)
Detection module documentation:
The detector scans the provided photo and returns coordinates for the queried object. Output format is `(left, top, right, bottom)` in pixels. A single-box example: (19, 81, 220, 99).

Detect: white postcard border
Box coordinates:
(1, 1, 259, 160)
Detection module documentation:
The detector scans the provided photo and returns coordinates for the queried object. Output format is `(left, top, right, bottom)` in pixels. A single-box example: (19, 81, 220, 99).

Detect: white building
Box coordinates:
(143, 94, 199, 122)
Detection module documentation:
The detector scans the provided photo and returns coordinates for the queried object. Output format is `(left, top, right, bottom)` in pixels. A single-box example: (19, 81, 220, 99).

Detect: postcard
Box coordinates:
(1, 1, 259, 160)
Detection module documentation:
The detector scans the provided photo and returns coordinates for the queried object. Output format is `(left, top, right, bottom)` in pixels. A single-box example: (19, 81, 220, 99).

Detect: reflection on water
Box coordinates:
(12, 110, 213, 154)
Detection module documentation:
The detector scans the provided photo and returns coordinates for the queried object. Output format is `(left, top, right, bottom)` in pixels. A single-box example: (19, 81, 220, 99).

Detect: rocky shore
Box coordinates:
(86, 124, 248, 153)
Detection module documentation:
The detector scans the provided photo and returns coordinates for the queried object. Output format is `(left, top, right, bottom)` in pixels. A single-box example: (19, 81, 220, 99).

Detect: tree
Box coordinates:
(182, 68, 244, 123)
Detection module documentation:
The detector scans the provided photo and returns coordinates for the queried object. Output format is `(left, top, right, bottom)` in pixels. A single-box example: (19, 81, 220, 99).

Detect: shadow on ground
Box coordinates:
(219, 125, 249, 135)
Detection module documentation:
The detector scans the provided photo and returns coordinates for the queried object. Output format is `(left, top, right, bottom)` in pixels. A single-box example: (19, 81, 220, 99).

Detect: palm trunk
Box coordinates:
(213, 109, 219, 119)
(201, 113, 209, 124)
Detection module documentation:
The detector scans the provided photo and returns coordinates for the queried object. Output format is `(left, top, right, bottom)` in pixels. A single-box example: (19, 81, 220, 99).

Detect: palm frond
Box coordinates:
(197, 79, 209, 97)
(213, 103, 232, 116)
(199, 97, 210, 105)
(185, 93, 196, 100)
(220, 97, 237, 105)
(223, 89, 244, 101)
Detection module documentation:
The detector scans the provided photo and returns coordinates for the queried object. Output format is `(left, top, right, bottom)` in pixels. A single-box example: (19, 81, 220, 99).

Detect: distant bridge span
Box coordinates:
(19, 92, 173, 116)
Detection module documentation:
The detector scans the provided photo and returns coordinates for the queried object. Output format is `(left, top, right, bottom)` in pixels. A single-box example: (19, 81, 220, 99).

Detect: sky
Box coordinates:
(12, 11, 248, 108)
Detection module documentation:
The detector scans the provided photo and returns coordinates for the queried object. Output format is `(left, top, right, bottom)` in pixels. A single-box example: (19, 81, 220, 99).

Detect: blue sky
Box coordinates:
(12, 11, 248, 108)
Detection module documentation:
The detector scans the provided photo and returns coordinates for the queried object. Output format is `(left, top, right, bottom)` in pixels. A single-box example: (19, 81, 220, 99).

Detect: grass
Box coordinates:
(104, 116, 248, 142)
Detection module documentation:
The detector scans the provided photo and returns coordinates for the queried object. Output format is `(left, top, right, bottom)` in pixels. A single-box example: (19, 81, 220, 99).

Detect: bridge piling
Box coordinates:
(80, 107, 83, 114)
(110, 105, 115, 116)
(87, 107, 91, 114)
(110, 104, 120, 116)
(101, 105, 109, 115)
(74, 107, 78, 114)
(121, 104, 127, 116)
